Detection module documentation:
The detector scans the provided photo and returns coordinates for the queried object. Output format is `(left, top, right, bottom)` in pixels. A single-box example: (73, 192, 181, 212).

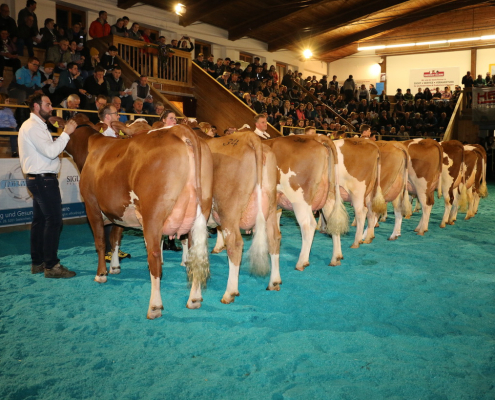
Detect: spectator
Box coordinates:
(424, 111, 437, 135)
(99, 45, 119, 71)
(0, 93, 18, 156)
(414, 88, 424, 101)
(395, 88, 404, 102)
(105, 66, 132, 110)
(122, 16, 130, 33)
(342, 74, 355, 102)
(128, 22, 142, 41)
(67, 22, 86, 46)
(369, 84, 377, 95)
(84, 93, 107, 123)
(111, 18, 127, 37)
(305, 102, 316, 120)
(441, 86, 452, 100)
(437, 112, 449, 135)
(80, 46, 100, 77)
(206, 54, 215, 76)
(130, 75, 154, 113)
(39, 61, 56, 97)
(229, 73, 240, 95)
(61, 93, 80, 120)
(295, 103, 306, 121)
(193, 53, 208, 70)
(432, 87, 442, 99)
(17, 14, 38, 56)
(242, 92, 252, 107)
(129, 97, 147, 116)
(45, 39, 71, 72)
(0, 4, 18, 38)
(89, 11, 110, 39)
(356, 84, 369, 102)
(17, 0, 38, 36)
(474, 74, 485, 87)
(423, 87, 433, 101)
(249, 56, 261, 72)
(0, 28, 20, 77)
(216, 71, 230, 87)
(397, 125, 409, 140)
(485, 72, 492, 86)
(54, 61, 85, 105)
(83, 66, 107, 98)
(178, 36, 194, 52)
(111, 96, 128, 123)
(412, 113, 423, 134)
(39, 18, 58, 49)
(67, 41, 85, 76)
(10, 56, 42, 103)
(141, 28, 152, 43)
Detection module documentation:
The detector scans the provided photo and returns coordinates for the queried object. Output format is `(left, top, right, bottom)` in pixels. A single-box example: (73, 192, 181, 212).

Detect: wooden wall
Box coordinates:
(192, 64, 281, 137)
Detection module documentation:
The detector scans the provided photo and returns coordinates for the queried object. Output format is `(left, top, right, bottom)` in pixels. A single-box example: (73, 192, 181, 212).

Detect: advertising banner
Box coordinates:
(0, 158, 86, 227)
(472, 87, 495, 123)
(409, 67, 459, 91)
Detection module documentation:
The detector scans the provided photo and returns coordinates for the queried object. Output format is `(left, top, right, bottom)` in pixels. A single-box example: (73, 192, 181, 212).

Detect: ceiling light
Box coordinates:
(175, 3, 186, 16)
(416, 40, 447, 46)
(448, 37, 480, 43)
(357, 45, 386, 51)
(481, 35, 495, 40)
(303, 49, 313, 59)
(386, 43, 415, 48)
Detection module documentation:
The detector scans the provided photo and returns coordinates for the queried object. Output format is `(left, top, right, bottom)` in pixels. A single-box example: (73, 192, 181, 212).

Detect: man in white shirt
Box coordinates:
(18, 94, 77, 278)
(253, 114, 271, 139)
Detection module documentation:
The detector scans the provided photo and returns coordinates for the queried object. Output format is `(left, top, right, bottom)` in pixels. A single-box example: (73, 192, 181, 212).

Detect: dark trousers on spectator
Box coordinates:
(344, 89, 354, 103)
(16, 38, 34, 57)
(0, 57, 22, 77)
(26, 174, 63, 268)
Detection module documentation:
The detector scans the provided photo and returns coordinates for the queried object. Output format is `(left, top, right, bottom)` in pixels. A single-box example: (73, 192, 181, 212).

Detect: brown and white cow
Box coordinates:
(264, 134, 349, 269)
(333, 138, 387, 247)
(438, 140, 468, 227)
(403, 139, 443, 235)
(198, 130, 281, 304)
(373, 141, 411, 240)
(461, 144, 488, 219)
(79, 124, 213, 319)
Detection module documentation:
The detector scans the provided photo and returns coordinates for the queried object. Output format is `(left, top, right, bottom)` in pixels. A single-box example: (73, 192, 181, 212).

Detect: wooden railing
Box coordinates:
(110, 36, 192, 87)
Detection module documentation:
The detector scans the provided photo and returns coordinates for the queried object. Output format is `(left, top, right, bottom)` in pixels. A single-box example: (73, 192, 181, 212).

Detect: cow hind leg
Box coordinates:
(293, 202, 317, 271)
(440, 198, 452, 228)
(221, 227, 243, 304)
(362, 202, 377, 244)
(109, 225, 124, 274)
(465, 187, 475, 220)
(389, 196, 403, 240)
(143, 227, 164, 320)
(351, 203, 366, 248)
(266, 207, 282, 291)
(84, 196, 108, 283)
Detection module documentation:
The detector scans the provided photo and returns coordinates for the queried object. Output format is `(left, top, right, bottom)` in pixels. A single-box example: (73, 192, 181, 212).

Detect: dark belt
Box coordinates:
(27, 173, 57, 178)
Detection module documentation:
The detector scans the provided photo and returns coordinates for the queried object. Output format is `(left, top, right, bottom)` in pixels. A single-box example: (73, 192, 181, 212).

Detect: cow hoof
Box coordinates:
(416, 231, 425, 236)
(94, 275, 107, 283)
(267, 281, 282, 291)
(363, 238, 373, 244)
(186, 298, 203, 309)
(109, 266, 121, 274)
(211, 246, 226, 254)
(447, 221, 455, 225)
(329, 260, 341, 266)
(295, 261, 309, 271)
(147, 306, 163, 319)
(375, 222, 380, 227)
(221, 294, 236, 304)
(350, 243, 360, 249)
(439, 223, 446, 228)
(388, 236, 398, 241)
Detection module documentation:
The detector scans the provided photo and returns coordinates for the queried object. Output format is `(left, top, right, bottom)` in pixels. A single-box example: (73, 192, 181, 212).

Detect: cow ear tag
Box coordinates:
(53, 121, 59, 128)
(99, 128, 104, 133)
(119, 130, 125, 136)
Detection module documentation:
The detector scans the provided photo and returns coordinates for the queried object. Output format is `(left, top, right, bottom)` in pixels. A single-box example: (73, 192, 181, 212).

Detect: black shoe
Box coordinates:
(44, 263, 76, 278)
(11, 152, 19, 158)
(168, 240, 182, 252)
(31, 262, 45, 274)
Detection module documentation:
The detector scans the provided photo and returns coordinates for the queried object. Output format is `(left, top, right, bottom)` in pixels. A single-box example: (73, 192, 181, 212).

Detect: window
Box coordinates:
(56, 5, 86, 30)
(239, 53, 253, 64)
(276, 63, 287, 81)
(194, 40, 211, 58)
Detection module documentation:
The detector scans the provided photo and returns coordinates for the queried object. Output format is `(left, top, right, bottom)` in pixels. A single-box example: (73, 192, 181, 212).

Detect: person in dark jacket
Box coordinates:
(0, 28, 20, 77)
(0, 4, 18, 38)
(99, 45, 119, 71)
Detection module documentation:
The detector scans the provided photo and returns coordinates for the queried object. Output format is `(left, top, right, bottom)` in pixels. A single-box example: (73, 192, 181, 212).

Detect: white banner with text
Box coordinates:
(409, 67, 459, 91)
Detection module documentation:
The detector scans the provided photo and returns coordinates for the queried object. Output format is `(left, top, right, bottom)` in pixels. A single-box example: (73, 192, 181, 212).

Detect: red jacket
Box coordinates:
(89, 19, 111, 38)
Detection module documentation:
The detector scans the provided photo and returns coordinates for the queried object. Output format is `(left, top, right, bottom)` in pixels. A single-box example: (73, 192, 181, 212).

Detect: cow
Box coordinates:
(372, 141, 411, 240)
(438, 140, 468, 227)
(332, 138, 387, 248)
(194, 129, 282, 304)
(79, 123, 213, 319)
(403, 139, 443, 235)
(264, 134, 349, 269)
(461, 144, 488, 220)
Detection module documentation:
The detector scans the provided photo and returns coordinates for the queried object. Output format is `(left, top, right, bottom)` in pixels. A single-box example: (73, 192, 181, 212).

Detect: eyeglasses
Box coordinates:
(30, 63, 40, 67)
(107, 112, 119, 115)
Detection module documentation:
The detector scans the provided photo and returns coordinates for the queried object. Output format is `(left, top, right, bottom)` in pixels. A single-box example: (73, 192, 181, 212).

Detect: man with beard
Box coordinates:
(18, 93, 78, 278)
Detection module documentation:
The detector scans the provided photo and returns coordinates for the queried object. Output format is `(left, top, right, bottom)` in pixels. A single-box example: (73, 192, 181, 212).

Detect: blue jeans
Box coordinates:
(26, 174, 63, 268)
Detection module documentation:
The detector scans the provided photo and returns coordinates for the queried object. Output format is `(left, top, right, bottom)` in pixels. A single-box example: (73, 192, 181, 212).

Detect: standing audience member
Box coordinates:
(17, 0, 38, 36)
(89, 11, 110, 39)
(0, 28, 20, 77)
(39, 18, 57, 49)
(67, 22, 86, 46)
(0, 4, 18, 38)
(343, 75, 355, 103)
(105, 66, 132, 110)
(127, 22, 142, 41)
(18, 93, 78, 278)
(130, 75, 153, 113)
(17, 14, 38, 56)
(111, 18, 127, 37)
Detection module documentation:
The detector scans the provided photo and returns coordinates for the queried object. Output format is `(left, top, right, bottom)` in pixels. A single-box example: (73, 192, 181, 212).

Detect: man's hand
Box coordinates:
(78, 89, 87, 95)
(64, 120, 78, 135)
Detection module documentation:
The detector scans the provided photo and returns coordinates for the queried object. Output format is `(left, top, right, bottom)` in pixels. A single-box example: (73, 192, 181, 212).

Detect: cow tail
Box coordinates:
(248, 135, 270, 277)
(459, 145, 469, 212)
(326, 140, 349, 236)
(185, 131, 210, 288)
(400, 147, 412, 218)
(371, 148, 387, 214)
(437, 162, 443, 199)
(479, 151, 488, 198)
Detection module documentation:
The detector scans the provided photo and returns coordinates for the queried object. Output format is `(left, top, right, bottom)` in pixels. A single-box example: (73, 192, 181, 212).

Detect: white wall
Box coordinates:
(387, 50, 471, 95)
(329, 54, 382, 87)
(476, 48, 495, 77)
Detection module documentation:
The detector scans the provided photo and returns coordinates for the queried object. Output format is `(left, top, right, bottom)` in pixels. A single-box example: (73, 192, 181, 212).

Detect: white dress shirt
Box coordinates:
(254, 127, 270, 139)
(100, 121, 117, 138)
(18, 113, 71, 174)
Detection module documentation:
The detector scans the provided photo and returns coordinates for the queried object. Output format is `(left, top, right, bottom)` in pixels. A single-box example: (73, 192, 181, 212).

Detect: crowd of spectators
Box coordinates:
(0, 3, 188, 146)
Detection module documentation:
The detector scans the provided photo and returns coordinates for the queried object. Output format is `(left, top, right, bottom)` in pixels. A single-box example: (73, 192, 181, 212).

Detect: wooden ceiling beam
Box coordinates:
(267, 0, 410, 51)
(314, 0, 488, 57)
(117, 0, 140, 10)
(179, 0, 237, 27)
(228, 0, 327, 41)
